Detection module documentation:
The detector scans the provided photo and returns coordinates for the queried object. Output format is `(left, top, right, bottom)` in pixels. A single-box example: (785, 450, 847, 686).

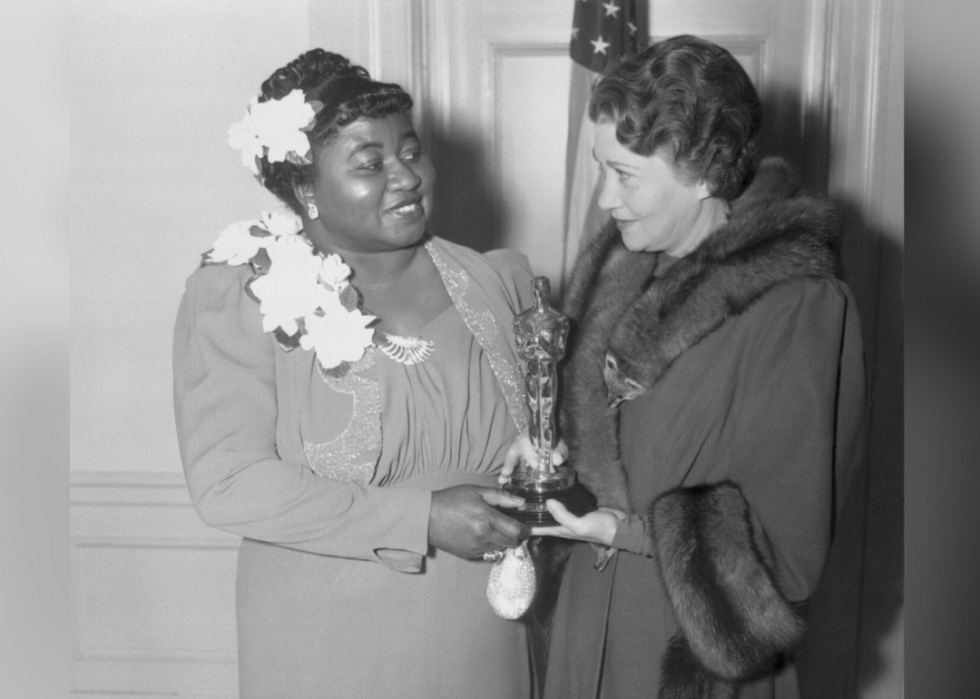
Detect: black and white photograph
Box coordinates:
(62, 0, 914, 697)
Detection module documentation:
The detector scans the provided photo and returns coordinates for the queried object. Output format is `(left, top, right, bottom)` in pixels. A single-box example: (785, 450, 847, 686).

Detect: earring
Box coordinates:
(307, 202, 319, 220)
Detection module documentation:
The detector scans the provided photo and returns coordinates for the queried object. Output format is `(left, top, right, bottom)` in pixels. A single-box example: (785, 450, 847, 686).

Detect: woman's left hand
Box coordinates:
(531, 499, 626, 547)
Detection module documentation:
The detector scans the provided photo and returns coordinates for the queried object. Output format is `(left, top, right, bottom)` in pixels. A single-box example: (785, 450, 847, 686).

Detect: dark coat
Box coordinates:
(541, 159, 867, 699)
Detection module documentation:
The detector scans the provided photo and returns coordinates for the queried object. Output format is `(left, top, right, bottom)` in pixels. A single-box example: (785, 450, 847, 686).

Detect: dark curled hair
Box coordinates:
(256, 49, 413, 214)
(589, 35, 762, 201)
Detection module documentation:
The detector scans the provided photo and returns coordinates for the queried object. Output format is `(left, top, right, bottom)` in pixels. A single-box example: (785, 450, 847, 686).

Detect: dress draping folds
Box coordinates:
(173, 237, 535, 699)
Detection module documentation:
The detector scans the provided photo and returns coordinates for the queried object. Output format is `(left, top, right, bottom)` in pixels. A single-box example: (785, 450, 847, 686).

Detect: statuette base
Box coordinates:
(500, 465, 596, 525)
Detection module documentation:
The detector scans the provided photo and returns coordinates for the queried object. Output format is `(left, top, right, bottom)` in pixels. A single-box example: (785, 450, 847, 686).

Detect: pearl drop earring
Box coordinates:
(307, 202, 319, 220)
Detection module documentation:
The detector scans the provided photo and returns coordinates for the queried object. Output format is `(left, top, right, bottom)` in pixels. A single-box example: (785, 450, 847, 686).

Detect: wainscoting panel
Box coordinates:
(71, 471, 240, 699)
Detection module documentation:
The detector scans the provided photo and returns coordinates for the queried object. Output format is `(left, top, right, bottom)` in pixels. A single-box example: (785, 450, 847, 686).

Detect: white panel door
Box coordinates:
(418, 0, 575, 291)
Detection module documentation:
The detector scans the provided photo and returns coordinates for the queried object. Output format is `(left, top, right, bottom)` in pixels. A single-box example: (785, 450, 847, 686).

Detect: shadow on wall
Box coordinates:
(904, 91, 980, 696)
(757, 83, 831, 194)
(423, 125, 511, 254)
(797, 197, 905, 699)
(757, 85, 904, 698)
(845, 197, 905, 699)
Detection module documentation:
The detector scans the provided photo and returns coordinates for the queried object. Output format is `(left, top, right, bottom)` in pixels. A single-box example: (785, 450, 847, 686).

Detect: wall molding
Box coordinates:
(823, 0, 896, 343)
(71, 470, 194, 508)
(367, 0, 421, 94)
(71, 469, 240, 682)
(75, 647, 237, 665)
(417, 0, 453, 142)
(71, 470, 189, 488)
(802, 0, 834, 187)
(73, 535, 239, 550)
(858, 0, 886, 228)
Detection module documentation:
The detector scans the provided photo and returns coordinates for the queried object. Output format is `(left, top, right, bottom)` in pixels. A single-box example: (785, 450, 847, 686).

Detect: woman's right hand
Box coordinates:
(428, 485, 530, 559)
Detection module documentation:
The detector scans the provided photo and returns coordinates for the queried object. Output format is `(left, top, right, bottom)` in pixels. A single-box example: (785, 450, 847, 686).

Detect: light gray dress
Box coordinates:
(174, 237, 535, 698)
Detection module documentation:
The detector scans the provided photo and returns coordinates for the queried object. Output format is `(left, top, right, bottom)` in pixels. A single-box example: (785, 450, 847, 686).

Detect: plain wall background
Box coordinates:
(71, 0, 316, 477)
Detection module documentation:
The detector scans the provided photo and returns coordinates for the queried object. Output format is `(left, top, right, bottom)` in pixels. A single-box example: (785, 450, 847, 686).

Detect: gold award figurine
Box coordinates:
(503, 276, 595, 525)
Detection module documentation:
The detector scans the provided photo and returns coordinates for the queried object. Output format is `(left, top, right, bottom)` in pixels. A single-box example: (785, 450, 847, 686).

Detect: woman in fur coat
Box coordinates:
(517, 35, 867, 699)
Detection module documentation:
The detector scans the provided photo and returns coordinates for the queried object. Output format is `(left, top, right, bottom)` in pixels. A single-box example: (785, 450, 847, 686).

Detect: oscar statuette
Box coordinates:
(502, 276, 595, 525)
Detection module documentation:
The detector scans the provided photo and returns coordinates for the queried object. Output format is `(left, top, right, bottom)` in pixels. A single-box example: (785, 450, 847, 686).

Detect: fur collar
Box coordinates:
(560, 158, 841, 511)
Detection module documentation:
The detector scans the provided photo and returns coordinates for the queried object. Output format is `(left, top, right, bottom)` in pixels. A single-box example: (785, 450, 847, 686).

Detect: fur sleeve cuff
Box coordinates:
(650, 482, 805, 683)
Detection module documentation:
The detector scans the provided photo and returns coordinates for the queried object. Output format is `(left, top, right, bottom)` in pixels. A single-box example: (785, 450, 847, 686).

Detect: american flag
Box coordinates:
(561, 0, 641, 286)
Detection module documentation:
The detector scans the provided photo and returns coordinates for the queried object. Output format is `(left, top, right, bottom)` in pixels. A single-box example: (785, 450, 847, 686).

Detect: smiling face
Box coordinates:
(300, 112, 434, 255)
(593, 119, 712, 256)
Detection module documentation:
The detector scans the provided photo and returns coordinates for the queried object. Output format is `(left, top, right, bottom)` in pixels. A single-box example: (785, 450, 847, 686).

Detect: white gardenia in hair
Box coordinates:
(228, 89, 319, 176)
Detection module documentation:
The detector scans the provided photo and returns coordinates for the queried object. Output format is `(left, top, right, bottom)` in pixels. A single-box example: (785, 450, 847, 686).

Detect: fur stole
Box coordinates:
(561, 157, 841, 513)
(555, 158, 838, 696)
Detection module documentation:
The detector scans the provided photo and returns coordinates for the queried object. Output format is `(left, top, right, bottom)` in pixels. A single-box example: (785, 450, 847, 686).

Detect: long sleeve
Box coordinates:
(173, 263, 431, 571)
(721, 278, 863, 602)
(646, 279, 864, 686)
(618, 279, 863, 577)
(609, 514, 652, 556)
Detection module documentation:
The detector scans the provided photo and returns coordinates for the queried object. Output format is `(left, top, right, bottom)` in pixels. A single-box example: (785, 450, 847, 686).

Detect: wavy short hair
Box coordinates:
(257, 49, 414, 214)
(589, 35, 762, 201)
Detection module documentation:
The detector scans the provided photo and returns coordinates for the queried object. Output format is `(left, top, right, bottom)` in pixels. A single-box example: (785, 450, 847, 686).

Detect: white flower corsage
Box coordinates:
(206, 211, 302, 266)
(227, 89, 324, 182)
(202, 213, 376, 373)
